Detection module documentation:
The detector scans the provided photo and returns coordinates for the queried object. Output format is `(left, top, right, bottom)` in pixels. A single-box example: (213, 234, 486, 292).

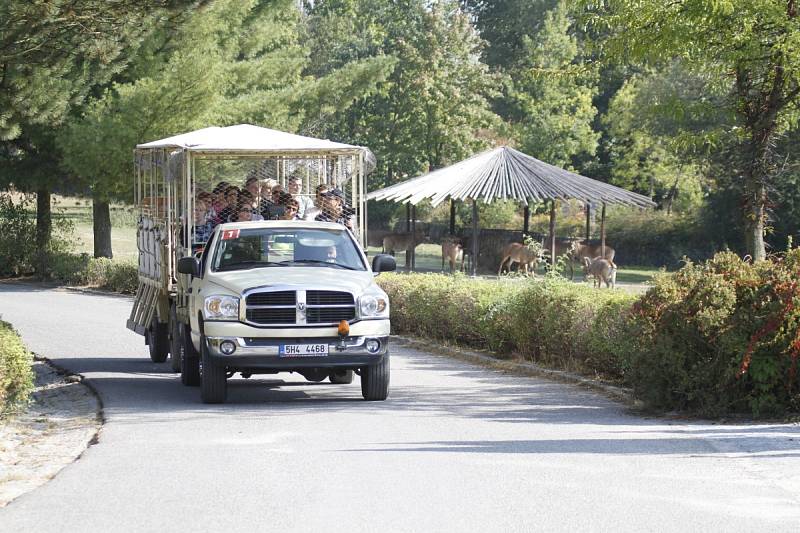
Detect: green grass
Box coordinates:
(370, 243, 664, 286)
(51, 197, 138, 261)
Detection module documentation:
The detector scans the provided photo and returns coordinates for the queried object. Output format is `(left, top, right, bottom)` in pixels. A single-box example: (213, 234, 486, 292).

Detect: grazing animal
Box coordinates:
(583, 256, 617, 288)
(569, 242, 616, 280)
(441, 237, 465, 273)
(382, 230, 427, 256)
(498, 242, 543, 276)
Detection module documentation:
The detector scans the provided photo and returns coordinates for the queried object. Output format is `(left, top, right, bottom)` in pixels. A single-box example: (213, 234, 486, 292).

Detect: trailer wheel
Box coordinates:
(200, 336, 227, 404)
(329, 369, 354, 384)
(361, 356, 389, 401)
(180, 324, 200, 387)
(168, 307, 182, 373)
(147, 317, 169, 363)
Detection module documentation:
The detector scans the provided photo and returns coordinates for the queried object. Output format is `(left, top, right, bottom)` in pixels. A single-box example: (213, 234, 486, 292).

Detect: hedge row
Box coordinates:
(49, 253, 138, 294)
(378, 251, 800, 417)
(0, 320, 34, 415)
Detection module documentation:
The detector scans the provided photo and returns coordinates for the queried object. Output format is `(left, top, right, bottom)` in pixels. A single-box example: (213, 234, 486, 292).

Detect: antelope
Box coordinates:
(381, 230, 427, 256)
(441, 237, 465, 273)
(583, 257, 617, 288)
(498, 242, 543, 276)
(569, 242, 616, 280)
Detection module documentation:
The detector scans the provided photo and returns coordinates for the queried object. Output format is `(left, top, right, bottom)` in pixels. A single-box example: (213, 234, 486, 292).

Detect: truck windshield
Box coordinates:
(211, 227, 366, 272)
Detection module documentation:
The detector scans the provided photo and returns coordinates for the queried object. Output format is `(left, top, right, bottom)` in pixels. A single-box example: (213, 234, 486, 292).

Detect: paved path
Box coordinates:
(0, 283, 799, 532)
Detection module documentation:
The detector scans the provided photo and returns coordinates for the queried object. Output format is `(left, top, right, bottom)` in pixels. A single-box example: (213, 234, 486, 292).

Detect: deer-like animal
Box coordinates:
(569, 242, 616, 280)
(382, 230, 427, 256)
(582, 256, 617, 288)
(441, 237, 465, 273)
(498, 242, 543, 276)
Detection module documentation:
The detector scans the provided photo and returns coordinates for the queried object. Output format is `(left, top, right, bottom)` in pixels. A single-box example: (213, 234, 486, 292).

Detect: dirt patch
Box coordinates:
(0, 360, 101, 507)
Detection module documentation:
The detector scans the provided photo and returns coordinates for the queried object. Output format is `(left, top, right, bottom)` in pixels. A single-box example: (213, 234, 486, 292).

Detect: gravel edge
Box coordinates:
(0, 357, 103, 508)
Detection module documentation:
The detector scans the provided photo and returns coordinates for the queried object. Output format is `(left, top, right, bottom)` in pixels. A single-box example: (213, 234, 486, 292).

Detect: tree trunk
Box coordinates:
(744, 178, 767, 261)
(35, 187, 52, 276)
(92, 198, 113, 259)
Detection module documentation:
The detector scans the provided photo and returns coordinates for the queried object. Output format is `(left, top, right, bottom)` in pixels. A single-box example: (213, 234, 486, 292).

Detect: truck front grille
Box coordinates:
(307, 307, 356, 323)
(246, 291, 295, 306)
(243, 289, 356, 326)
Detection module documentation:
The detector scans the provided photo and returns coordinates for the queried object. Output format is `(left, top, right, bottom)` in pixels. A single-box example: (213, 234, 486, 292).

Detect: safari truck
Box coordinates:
(125, 125, 396, 403)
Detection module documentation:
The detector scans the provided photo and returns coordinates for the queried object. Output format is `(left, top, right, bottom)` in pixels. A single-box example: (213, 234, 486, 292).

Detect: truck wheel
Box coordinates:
(168, 307, 182, 373)
(180, 324, 200, 387)
(361, 356, 389, 401)
(147, 317, 169, 363)
(329, 369, 354, 384)
(200, 336, 227, 404)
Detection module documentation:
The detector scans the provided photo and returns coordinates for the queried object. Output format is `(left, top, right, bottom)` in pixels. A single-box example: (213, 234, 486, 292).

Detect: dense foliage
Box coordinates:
(0, 320, 34, 416)
(379, 251, 800, 416)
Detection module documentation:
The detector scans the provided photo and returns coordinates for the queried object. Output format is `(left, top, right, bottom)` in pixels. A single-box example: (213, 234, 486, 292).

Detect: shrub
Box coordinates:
(605, 208, 724, 267)
(628, 251, 800, 416)
(377, 273, 637, 378)
(48, 253, 138, 293)
(0, 193, 78, 277)
(0, 320, 34, 416)
(0, 195, 38, 276)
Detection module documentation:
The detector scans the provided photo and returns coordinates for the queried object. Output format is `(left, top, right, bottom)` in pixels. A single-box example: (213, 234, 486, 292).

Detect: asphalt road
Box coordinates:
(1, 283, 799, 532)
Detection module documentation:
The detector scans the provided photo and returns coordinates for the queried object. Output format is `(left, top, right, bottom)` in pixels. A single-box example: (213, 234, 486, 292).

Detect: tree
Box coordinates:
(306, 0, 501, 193)
(58, 0, 395, 256)
(585, 0, 800, 260)
(0, 0, 202, 265)
(505, 1, 599, 169)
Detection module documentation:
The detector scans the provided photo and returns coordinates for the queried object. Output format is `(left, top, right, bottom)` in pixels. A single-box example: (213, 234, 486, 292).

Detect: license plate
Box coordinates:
(279, 343, 329, 357)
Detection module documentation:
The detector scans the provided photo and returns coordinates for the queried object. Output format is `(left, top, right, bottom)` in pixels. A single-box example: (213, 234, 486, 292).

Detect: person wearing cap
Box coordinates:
(315, 188, 353, 230)
(303, 183, 329, 221)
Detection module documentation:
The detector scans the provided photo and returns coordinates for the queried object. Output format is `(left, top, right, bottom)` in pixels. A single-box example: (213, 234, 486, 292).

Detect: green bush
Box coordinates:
(0, 193, 78, 277)
(0, 195, 38, 276)
(629, 251, 800, 416)
(48, 253, 138, 293)
(0, 320, 34, 416)
(380, 252, 800, 417)
(377, 273, 636, 378)
(605, 209, 724, 267)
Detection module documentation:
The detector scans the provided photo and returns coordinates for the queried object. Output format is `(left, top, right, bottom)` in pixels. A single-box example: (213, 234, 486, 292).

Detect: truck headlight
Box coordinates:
(359, 294, 388, 318)
(204, 295, 239, 320)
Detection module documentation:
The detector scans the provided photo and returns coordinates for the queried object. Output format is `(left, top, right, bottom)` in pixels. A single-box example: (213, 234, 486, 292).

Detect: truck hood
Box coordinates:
(206, 267, 378, 296)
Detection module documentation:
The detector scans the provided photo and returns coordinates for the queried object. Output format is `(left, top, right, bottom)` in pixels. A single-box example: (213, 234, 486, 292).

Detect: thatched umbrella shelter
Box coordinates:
(368, 146, 656, 275)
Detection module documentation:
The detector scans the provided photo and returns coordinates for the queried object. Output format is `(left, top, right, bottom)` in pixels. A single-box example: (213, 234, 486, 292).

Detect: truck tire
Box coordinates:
(147, 317, 170, 363)
(168, 307, 182, 373)
(180, 324, 200, 387)
(361, 356, 389, 401)
(200, 336, 227, 404)
(329, 369, 354, 384)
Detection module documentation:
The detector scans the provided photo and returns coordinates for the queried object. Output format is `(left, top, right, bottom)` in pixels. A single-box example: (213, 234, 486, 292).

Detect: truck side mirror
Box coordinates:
(177, 256, 201, 277)
(372, 254, 396, 274)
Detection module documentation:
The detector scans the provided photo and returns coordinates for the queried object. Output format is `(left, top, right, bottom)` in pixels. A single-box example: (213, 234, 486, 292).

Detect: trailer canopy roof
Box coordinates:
(367, 146, 655, 208)
(137, 124, 373, 158)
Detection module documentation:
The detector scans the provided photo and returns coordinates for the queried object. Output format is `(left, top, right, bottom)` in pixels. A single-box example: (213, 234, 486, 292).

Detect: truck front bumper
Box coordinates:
(204, 335, 389, 370)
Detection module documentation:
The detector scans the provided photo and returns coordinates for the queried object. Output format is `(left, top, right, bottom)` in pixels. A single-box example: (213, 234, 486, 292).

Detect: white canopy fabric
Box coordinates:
(138, 124, 373, 158)
(368, 146, 656, 208)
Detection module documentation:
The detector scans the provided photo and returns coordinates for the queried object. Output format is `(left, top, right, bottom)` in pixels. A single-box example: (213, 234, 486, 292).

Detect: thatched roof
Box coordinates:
(367, 146, 656, 208)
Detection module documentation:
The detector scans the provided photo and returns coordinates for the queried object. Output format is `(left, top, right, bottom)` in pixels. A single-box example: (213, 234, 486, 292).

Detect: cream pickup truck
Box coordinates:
(176, 219, 396, 404)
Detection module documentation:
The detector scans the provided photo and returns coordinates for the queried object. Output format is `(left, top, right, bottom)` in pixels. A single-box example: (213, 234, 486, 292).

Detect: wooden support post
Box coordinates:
(449, 199, 456, 236)
(600, 203, 607, 258)
(549, 199, 557, 267)
(471, 200, 479, 277)
(411, 204, 416, 271)
(523, 204, 530, 236)
(585, 202, 591, 243)
(406, 203, 411, 232)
